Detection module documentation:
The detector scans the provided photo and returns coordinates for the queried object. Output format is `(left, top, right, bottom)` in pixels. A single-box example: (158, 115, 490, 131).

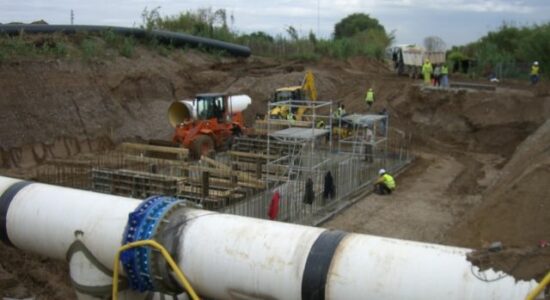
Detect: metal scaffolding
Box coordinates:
(338, 113, 389, 163)
(34, 105, 412, 226)
(265, 99, 334, 186)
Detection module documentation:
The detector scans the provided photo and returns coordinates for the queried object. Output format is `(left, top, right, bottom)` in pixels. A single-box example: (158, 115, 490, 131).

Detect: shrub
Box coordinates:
(140, 7, 393, 61)
(455, 22, 550, 78)
(119, 37, 135, 58)
(80, 38, 99, 59)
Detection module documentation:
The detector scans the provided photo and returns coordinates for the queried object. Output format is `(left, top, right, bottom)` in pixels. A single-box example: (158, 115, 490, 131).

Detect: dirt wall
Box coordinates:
(0, 50, 230, 168)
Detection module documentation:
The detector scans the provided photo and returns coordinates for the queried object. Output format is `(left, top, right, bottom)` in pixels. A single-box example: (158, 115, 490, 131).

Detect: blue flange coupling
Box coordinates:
(120, 195, 183, 292)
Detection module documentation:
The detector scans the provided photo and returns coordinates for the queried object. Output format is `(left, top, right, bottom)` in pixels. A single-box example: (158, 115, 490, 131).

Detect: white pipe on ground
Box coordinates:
(4, 182, 139, 267)
(176, 209, 538, 300)
(0, 177, 540, 300)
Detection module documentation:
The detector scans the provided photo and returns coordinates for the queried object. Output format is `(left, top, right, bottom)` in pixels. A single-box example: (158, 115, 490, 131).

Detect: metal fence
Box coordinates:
(34, 122, 412, 227)
(220, 127, 412, 225)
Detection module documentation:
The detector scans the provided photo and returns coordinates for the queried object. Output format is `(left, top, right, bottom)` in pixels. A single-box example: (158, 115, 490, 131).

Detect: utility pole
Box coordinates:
(70, 9, 74, 25)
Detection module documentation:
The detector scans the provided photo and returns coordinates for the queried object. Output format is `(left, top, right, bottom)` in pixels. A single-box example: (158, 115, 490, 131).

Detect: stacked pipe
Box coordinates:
(0, 176, 541, 299)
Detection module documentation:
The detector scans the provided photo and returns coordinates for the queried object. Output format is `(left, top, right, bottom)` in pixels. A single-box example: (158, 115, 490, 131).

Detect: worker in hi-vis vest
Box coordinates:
(365, 88, 374, 110)
(441, 64, 449, 87)
(531, 61, 540, 85)
(422, 59, 433, 85)
(374, 168, 396, 195)
(287, 111, 296, 125)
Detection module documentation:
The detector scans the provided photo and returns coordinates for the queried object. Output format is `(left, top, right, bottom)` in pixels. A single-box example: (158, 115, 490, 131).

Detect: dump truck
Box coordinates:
(269, 70, 318, 120)
(388, 44, 446, 78)
(168, 93, 251, 158)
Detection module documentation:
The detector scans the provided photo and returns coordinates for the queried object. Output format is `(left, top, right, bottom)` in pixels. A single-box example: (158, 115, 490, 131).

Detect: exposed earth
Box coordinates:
(0, 43, 549, 298)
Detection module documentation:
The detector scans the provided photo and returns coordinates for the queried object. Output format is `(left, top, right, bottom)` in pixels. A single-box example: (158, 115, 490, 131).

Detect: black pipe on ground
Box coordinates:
(0, 24, 251, 57)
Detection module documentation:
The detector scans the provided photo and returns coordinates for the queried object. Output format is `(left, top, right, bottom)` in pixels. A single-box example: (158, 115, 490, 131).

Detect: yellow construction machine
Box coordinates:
(269, 70, 317, 120)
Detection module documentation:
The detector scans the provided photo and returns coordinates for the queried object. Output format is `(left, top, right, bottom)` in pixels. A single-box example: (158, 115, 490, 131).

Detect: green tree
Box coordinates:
(424, 36, 446, 52)
(241, 31, 274, 43)
(141, 6, 162, 31)
(334, 13, 385, 39)
(286, 26, 299, 41)
(308, 31, 317, 45)
(452, 22, 550, 78)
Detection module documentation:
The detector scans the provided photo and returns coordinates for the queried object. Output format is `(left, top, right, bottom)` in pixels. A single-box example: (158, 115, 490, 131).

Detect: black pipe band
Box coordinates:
(0, 181, 32, 246)
(302, 230, 347, 300)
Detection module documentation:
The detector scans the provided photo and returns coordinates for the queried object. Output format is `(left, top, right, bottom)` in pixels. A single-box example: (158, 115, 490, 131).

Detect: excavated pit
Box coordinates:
(0, 47, 549, 298)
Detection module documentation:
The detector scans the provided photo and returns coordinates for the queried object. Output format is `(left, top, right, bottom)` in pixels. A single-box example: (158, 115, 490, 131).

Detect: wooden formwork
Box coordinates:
(87, 143, 276, 209)
(119, 142, 189, 160)
(40, 139, 297, 211)
(92, 168, 181, 198)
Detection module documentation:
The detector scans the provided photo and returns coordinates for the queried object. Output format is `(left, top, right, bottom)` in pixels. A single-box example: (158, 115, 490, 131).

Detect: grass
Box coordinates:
(0, 31, 143, 63)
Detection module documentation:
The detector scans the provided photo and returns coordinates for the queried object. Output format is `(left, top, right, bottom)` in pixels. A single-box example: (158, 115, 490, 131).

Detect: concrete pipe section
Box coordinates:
(0, 176, 542, 299)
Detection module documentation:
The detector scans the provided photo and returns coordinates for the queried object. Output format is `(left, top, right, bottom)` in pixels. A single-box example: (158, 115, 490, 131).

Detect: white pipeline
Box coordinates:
(0, 176, 540, 300)
(1, 180, 139, 267)
(168, 94, 251, 127)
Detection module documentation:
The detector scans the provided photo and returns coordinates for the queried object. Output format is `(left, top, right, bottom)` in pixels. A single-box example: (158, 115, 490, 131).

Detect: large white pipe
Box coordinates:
(168, 94, 252, 127)
(177, 209, 326, 299)
(176, 209, 538, 300)
(4, 182, 139, 267)
(227, 95, 252, 113)
(0, 176, 541, 300)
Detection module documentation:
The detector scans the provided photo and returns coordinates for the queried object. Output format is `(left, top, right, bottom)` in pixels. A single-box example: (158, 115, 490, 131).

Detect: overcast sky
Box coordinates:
(1, 0, 548, 47)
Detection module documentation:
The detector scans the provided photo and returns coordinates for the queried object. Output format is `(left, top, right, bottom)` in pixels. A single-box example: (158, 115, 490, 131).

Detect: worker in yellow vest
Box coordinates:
(287, 111, 296, 125)
(316, 119, 325, 128)
(365, 88, 374, 110)
(422, 59, 433, 85)
(531, 61, 540, 85)
(333, 103, 346, 119)
(441, 64, 449, 87)
(374, 168, 396, 195)
(339, 104, 346, 117)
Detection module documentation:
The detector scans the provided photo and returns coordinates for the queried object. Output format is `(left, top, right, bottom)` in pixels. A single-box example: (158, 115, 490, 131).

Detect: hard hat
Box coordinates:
(379, 169, 386, 175)
(534, 61, 539, 65)
(369, 87, 373, 91)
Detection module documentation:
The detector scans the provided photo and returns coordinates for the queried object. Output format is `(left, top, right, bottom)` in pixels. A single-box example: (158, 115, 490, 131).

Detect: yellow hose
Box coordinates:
(112, 239, 200, 300)
(525, 271, 550, 300)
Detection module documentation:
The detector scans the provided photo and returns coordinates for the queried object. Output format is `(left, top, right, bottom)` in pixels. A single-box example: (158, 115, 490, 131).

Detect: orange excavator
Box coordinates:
(168, 93, 251, 158)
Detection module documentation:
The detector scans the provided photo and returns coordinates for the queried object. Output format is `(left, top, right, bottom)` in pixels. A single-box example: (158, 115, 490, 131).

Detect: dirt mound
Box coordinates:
(391, 86, 549, 157)
(0, 47, 406, 170)
(0, 49, 241, 168)
(467, 246, 550, 282)
(446, 119, 550, 280)
(0, 243, 74, 299)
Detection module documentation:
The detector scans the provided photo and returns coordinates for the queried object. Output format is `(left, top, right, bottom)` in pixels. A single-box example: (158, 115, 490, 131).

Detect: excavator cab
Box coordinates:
(270, 87, 303, 118)
(195, 93, 227, 121)
(269, 70, 317, 120)
(274, 88, 304, 102)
